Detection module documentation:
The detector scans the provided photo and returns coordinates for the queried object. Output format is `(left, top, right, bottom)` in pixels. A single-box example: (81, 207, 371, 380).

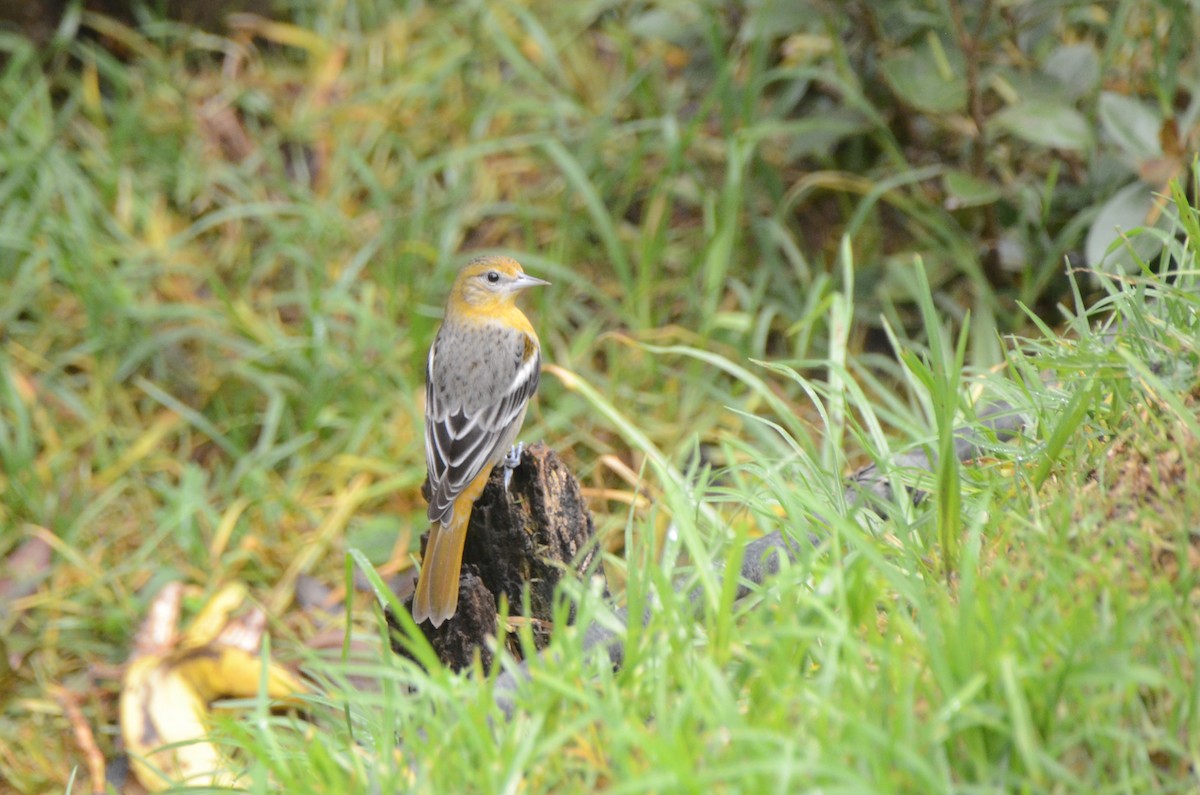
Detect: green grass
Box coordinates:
(232, 248, 1200, 792)
(1, 1, 1199, 792)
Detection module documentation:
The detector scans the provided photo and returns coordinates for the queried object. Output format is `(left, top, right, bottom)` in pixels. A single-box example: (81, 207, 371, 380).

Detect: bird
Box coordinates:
(411, 255, 549, 627)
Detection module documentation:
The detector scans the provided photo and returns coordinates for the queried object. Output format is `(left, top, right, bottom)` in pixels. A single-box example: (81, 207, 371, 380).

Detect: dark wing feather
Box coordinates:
(424, 331, 540, 525)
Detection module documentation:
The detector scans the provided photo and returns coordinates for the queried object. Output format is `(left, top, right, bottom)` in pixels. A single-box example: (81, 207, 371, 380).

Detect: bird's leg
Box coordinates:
(502, 441, 524, 491)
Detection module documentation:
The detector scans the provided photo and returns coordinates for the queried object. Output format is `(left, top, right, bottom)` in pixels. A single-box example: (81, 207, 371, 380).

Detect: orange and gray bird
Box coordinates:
(411, 256, 549, 627)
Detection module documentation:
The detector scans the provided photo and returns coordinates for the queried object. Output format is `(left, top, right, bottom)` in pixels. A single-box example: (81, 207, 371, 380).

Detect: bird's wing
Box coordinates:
(424, 333, 540, 525)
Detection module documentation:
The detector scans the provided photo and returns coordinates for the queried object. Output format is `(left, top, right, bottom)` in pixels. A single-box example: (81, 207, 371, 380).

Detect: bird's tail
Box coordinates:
(411, 467, 492, 627)
(410, 518, 468, 627)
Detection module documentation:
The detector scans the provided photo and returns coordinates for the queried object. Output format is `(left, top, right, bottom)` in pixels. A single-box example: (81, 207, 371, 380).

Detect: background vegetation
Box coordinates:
(1, 0, 1197, 792)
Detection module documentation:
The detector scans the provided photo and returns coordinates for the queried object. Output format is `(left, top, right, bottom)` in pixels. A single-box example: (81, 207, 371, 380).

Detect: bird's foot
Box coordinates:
(502, 441, 524, 491)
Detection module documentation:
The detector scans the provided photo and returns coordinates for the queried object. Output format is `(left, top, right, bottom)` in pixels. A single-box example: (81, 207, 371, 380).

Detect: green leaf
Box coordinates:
(991, 100, 1093, 150)
(1042, 44, 1100, 100)
(783, 109, 873, 159)
(942, 170, 1003, 209)
(1031, 377, 1097, 490)
(1084, 181, 1166, 269)
(344, 516, 401, 566)
(629, 7, 702, 41)
(880, 41, 967, 114)
(739, 0, 822, 43)
(1098, 91, 1163, 163)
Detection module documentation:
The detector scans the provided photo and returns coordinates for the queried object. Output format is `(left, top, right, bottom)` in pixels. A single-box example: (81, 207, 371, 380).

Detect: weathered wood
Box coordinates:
(389, 443, 605, 672)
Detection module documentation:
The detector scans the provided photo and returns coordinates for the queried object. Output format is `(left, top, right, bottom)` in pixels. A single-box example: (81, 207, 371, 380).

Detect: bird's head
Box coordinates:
(448, 256, 550, 314)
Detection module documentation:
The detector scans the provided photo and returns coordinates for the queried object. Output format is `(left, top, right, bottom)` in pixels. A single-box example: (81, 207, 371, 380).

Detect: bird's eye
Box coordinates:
(486, 270, 501, 283)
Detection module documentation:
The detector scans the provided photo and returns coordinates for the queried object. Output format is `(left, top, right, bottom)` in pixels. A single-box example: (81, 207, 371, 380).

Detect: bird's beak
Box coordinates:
(513, 273, 551, 290)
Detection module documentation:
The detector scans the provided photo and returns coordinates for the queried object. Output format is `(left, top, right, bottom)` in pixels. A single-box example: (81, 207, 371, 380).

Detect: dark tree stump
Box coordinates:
(388, 444, 606, 672)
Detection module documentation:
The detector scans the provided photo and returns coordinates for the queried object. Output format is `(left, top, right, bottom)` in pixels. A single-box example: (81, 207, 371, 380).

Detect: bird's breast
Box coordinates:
(430, 320, 534, 413)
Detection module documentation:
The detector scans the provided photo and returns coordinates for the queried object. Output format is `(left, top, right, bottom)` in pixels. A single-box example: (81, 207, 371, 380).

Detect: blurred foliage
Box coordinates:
(5, 1, 1194, 357)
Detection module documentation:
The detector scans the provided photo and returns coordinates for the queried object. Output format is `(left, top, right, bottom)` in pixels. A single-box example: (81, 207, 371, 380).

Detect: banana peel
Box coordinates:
(120, 582, 306, 791)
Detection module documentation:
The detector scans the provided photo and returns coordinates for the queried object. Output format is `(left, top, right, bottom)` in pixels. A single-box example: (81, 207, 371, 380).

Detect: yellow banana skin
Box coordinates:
(119, 583, 305, 791)
(120, 654, 228, 791)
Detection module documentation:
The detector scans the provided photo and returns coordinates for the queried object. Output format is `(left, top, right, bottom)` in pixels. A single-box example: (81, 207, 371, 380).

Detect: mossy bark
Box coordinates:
(388, 444, 606, 672)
